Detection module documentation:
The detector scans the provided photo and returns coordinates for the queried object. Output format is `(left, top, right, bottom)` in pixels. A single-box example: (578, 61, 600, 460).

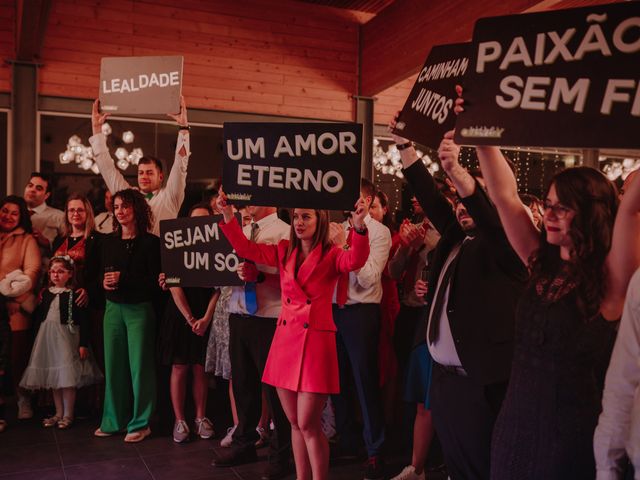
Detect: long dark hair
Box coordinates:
(112, 189, 153, 235)
(285, 209, 331, 262)
(529, 167, 619, 319)
(0, 195, 32, 233)
(374, 190, 395, 232)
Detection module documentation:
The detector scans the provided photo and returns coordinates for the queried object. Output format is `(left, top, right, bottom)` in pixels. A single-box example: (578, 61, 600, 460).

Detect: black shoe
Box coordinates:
(211, 446, 258, 467)
(363, 456, 385, 480)
(260, 461, 292, 480)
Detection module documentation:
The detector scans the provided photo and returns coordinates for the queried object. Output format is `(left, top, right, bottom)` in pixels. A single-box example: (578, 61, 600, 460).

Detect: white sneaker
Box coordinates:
(220, 424, 237, 447)
(194, 417, 214, 439)
(173, 420, 190, 443)
(255, 426, 269, 447)
(17, 396, 33, 420)
(390, 465, 425, 480)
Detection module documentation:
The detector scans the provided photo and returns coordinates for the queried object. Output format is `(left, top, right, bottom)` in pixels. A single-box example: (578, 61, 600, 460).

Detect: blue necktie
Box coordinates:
(244, 222, 259, 315)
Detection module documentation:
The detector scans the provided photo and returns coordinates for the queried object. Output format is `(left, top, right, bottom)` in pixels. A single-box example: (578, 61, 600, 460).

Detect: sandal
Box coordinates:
(43, 415, 62, 428)
(124, 426, 151, 443)
(57, 417, 73, 429)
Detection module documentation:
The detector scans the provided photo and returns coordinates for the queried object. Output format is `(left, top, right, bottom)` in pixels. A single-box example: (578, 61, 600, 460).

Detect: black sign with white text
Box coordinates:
(160, 215, 243, 288)
(393, 43, 470, 149)
(454, 2, 640, 148)
(222, 122, 362, 210)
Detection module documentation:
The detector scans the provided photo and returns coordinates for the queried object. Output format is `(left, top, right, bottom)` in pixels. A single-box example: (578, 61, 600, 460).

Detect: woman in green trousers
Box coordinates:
(94, 189, 160, 442)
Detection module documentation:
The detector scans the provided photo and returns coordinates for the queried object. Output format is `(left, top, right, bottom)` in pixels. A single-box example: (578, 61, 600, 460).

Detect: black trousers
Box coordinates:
(393, 304, 427, 381)
(331, 303, 385, 457)
(430, 363, 507, 480)
(228, 313, 291, 464)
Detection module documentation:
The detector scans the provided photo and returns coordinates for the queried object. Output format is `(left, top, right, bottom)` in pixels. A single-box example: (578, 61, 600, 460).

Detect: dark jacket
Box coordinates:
(405, 160, 527, 385)
(33, 289, 90, 347)
(53, 230, 106, 310)
(100, 233, 161, 305)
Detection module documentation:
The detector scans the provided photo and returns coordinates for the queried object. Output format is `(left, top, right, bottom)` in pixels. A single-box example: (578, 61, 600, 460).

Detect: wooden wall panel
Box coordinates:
(38, 0, 360, 120)
(374, 73, 415, 126)
(0, 0, 14, 93)
(368, 0, 626, 124)
(360, 0, 544, 97)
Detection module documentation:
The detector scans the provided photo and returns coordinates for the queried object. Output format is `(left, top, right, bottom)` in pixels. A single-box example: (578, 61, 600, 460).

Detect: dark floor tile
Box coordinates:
(64, 457, 152, 480)
(0, 467, 66, 480)
(143, 449, 236, 480)
(0, 420, 56, 448)
(58, 436, 139, 466)
(230, 460, 295, 480)
(0, 443, 62, 474)
(134, 433, 215, 456)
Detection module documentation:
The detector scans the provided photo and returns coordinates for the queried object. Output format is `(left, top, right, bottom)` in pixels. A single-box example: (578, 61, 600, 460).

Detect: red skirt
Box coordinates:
(262, 321, 339, 394)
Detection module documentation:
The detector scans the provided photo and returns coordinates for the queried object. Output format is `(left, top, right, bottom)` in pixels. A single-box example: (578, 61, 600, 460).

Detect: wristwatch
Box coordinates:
(396, 141, 413, 151)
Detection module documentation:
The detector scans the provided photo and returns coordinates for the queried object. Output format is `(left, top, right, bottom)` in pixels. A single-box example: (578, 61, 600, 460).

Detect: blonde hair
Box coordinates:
(63, 194, 95, 238)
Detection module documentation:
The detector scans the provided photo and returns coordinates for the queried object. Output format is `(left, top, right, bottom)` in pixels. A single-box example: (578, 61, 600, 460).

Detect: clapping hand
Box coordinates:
(329, 222, 346, 247)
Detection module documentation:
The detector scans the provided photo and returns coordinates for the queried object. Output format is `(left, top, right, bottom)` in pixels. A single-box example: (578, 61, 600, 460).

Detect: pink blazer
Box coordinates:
(220, 217, 369, 393)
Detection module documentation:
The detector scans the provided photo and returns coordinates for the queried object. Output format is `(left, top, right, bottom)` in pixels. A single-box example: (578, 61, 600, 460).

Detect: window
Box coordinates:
(39, 113, 222, 212)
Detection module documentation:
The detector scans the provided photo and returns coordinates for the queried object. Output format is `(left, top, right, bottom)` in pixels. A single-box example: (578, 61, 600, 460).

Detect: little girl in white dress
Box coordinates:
(20, 256, 102, 428)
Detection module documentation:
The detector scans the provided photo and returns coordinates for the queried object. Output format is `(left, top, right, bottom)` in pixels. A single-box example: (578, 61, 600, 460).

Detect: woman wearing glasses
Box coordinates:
(53, 194, 103, 308)
(455, 91, 640, 479)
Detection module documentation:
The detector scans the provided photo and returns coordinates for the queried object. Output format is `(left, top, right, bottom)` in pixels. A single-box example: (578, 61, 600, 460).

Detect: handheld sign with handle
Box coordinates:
(393, 42, 470, 149)
(160, 214, 243, 288)
(100, 56, 183, 115)
(454, 2, 640, 149)
(222, 122, 362, 210)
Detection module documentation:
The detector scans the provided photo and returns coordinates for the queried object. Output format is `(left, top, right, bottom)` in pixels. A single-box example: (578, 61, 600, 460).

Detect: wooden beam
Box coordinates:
(360, 0, 543, 96)
(15, 0, 52, 61)
(360, 0, 617, 96)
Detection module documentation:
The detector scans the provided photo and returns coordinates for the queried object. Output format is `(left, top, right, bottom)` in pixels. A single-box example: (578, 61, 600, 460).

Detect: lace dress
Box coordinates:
(491, 274, 617, 480)
(20, 290, 103, 390)
(205, 286, 232, 379)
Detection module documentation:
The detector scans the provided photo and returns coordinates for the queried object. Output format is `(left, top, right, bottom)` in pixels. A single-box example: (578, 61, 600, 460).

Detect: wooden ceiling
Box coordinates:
(295, 0, 395, 14)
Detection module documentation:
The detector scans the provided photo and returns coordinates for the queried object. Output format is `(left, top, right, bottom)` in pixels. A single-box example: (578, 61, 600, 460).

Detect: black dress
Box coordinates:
(158, 287, 215, 366)
(491, 275, 617, 480)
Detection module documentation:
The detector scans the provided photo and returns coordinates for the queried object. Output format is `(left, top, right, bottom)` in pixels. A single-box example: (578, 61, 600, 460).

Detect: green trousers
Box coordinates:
(100, 301, 156, 433)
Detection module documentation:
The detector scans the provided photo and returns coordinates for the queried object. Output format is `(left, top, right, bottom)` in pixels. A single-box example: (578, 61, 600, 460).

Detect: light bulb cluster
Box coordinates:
(601, 157, 640, 181)
(372, 138, 438, 179)
(58, 123, 143, 174)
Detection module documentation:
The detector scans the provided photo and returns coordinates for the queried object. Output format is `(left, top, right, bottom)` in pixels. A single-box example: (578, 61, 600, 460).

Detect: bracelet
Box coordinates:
(396, 141, 413, 151)
(353, 225, 367, 235)
(178, 124, 190, 131)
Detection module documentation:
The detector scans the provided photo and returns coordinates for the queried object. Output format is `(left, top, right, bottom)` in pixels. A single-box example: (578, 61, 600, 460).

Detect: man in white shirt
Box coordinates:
(89, 98, 190, 236)
(23, 172, 65, 249)
(212, 204, 292, 480)
(330, 178, 391, 480)
(594, 268, 640, 480)
(94, 189, 114, 234)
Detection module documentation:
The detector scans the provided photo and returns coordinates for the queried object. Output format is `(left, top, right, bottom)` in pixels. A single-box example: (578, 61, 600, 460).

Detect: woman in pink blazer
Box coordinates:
(217, 192, 369, 480)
